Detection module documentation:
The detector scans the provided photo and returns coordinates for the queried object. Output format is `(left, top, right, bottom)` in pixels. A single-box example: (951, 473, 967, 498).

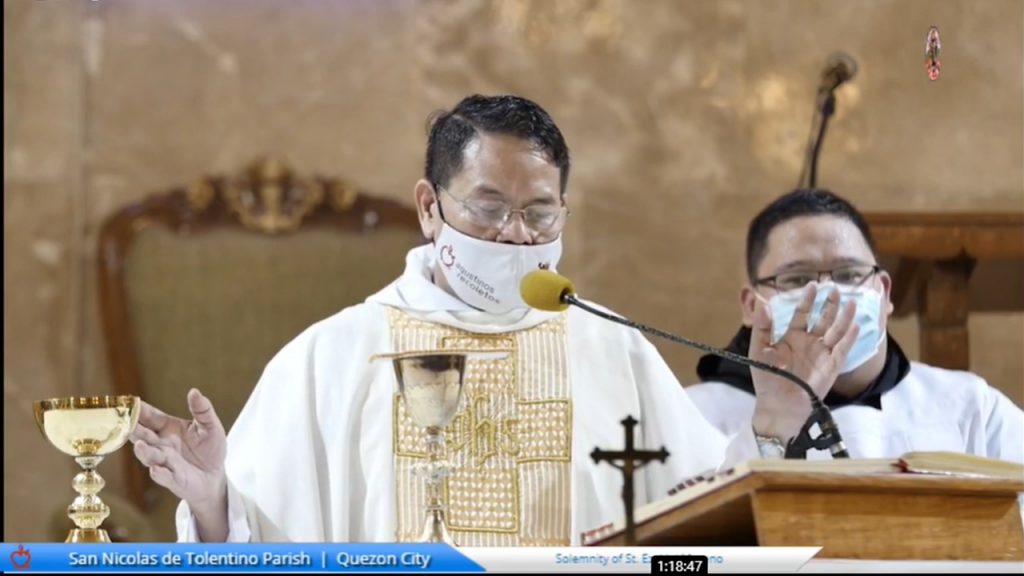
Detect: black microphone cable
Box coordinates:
(564, 293, 850, 459)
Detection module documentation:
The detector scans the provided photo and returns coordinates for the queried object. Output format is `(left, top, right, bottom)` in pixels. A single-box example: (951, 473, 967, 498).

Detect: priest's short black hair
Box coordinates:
(425, 94, 571, 195)
(746, 189, 876, 281)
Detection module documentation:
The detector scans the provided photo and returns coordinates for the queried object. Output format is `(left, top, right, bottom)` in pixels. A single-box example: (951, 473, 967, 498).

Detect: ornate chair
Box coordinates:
(97, 158, 423, 540)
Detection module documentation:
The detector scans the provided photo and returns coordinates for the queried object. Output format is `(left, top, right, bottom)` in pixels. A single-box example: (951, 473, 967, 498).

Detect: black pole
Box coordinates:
(808, 92, 837, 189)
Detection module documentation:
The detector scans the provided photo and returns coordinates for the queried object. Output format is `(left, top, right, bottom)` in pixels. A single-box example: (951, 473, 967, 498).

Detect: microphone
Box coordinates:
(521, 270, 849, 459)
(520, 269, 575, 312)
(818, 52, 858, 94)
(799, 52, 858, 189)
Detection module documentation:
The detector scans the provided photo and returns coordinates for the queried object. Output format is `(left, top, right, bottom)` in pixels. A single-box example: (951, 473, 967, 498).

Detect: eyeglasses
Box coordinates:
(436, 186, 569, 236)
(755, 265, 881, 292)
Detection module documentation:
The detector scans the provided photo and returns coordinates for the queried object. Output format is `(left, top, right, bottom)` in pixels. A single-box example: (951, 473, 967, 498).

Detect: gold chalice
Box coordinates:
(33, 396, 140, 543)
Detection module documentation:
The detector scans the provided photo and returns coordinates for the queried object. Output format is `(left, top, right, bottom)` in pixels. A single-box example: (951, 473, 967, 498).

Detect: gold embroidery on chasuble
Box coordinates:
(388, 307, 572, 546)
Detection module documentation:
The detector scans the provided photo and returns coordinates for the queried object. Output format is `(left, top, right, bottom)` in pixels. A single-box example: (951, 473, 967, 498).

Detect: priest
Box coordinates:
(129, 96, 858, 544)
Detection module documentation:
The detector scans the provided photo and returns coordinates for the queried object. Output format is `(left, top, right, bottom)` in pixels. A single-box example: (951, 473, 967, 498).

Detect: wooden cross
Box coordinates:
(590, 415, 670, 546)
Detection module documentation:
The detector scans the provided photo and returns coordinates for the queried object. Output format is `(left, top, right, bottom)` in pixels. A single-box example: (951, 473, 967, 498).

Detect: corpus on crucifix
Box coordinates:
(590, 415, 670, 546)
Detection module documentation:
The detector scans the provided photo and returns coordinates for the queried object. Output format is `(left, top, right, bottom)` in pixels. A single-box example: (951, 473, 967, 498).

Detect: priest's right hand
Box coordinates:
(129, 388, 229, 541)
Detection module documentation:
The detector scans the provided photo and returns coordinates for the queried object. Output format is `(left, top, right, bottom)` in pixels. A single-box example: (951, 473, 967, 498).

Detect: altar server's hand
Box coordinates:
(129, 388, 227, 514)
(748, 284, 859, 441)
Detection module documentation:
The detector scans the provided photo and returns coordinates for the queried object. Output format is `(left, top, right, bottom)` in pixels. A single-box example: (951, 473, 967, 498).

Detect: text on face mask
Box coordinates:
(455, 261, 500, 304)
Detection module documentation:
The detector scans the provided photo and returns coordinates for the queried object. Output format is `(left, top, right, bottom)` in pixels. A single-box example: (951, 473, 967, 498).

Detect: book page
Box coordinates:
(899, 451, 1024, 481)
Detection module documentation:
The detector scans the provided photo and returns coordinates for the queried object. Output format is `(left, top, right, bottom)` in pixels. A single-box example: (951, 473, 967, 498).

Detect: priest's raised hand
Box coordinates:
(129, 388, 229, 542)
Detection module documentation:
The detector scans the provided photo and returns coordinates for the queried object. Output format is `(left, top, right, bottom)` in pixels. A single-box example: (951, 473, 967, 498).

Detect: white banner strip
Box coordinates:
(463, 547, 822, 573)
(800, 559, 1024, 573)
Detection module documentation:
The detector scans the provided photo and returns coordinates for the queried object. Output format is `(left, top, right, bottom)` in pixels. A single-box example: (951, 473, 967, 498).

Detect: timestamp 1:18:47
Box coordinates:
(650, 555, 709, 574)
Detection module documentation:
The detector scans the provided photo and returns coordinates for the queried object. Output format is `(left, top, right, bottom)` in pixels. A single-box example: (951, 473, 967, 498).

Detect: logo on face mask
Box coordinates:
(440, 244, 456, 268)
(435, 223, 563, 313)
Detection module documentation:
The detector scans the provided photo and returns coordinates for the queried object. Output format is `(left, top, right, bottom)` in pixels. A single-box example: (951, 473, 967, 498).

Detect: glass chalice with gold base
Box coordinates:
(373, 350, 469, 544)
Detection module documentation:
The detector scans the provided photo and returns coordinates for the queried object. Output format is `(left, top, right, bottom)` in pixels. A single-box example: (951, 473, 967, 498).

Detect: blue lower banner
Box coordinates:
(0, 544, 482, 573)
(0, 543, 830, 573)
(4, 544, 1020, 574)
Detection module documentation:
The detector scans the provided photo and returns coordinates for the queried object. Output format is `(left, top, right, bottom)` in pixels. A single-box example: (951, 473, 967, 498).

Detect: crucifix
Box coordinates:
(590, 415, 670, 546)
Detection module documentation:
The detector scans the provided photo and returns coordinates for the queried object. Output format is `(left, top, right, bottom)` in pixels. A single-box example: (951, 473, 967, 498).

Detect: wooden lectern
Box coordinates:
(588, 461, 1024, 561)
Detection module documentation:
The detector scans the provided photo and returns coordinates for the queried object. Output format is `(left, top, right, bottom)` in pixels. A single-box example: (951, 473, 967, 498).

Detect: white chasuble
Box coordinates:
(389, 307, 573, 546)
(174, 246, 748, 544)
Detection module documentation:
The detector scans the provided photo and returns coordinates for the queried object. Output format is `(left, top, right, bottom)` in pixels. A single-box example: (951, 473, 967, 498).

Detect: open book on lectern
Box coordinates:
(580, 451, 1024, 546)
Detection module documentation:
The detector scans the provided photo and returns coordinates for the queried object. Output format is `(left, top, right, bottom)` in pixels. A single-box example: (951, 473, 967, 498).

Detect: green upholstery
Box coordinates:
(122, 225, 424, 540)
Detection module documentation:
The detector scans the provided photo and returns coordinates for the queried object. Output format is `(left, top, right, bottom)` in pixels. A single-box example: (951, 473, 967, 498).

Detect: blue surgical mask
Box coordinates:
(765, 282, 884, 374)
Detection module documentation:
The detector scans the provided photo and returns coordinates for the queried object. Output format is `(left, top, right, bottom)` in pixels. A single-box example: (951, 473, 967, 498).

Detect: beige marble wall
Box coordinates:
(6, 0, 1023, 541)
(5, 0, 87, 544)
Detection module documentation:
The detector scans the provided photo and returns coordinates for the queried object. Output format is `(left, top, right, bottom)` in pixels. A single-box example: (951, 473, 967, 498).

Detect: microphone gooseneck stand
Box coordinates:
(565, 294, 849, 459)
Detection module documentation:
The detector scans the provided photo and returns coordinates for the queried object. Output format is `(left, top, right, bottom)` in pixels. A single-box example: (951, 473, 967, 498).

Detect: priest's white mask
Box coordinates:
(765, 282, 885, 374)
(434, 223, 563, 314)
